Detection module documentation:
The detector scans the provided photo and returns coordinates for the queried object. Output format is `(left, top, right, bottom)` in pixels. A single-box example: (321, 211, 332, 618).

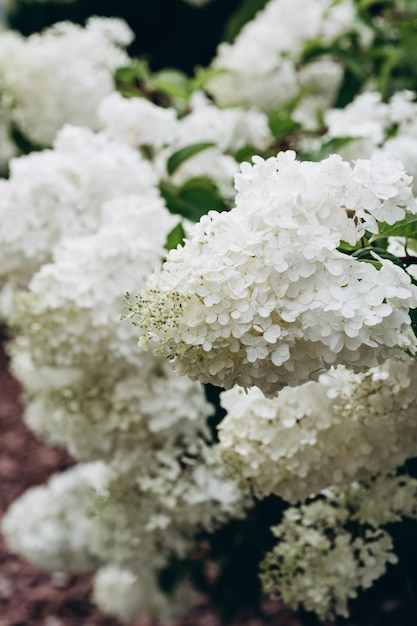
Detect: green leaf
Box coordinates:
(302, 137, 354, 162)
(222, 0, 269, 43)
(233, 144, 259, 163)
(159, 178, 228, 222)
(167, 142, 216, 176)
(180, 178, 228, 214)
(352, 246, 405, 268)
(370, 213, 417, 242)
(192, 67, 228, 91)
(268, 111, 302, 141)
(152, 69, 192, 101)
(164, 222, 186, 251)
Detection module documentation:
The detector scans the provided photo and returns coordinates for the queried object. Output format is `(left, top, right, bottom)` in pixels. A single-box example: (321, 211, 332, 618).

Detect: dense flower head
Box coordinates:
(10, 192, 174, 369)
(0, 17, 133, 146)
(11, 342, 213, 466)
(98, 91, 179, 149)
(0, 126, 158, 292)
(218, 357, 417, 502)
(154, 92, 272, 192)
(89, 446, 249, 574)
(93, 565, 195, 622)
(206, 0, 366, 113)
(135, 151, 417, 396)
(260, 488, 398, 621)
(2, 462, 108, 573)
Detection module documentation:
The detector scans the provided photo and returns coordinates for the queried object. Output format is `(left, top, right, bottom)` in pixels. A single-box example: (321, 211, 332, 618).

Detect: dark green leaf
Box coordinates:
(159, 178, 228, 222)
(222, 0, 269, 42)
(371, 214, 417, 242)
(164, 222, 186, 251)
(234, 144, 259, 163)
(167, 142, 216, 176)
(302, 137, 354, 162)
(352, 246, 405, 268)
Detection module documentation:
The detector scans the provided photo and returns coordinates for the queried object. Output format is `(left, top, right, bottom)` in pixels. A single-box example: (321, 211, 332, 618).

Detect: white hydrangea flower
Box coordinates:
(89, 447, 249, 573)
(154, 92, 272, 191)
(0, 17, 133, 146)
(0, 125, 158, 292)
(2, 462, 108, 573)
(98, 91, 179, 149)
(261, 496, 398, 621)
(11, 193, 175, 369)
(206, 0, 365, 113)
(93, 565, 195, 622)
(218, 357, 417, 503)
(11, 342, 213, 466)
(135, 152, 417, 396)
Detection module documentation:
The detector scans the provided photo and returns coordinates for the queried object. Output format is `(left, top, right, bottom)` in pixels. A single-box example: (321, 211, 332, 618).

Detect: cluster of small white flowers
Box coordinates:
(260, 494, 398, 621)
(92, 565, 195, 622)
(323, 89, 417, 193)
(0, 127, 158, 296)
(1, 462, 108, 573)
(10, 193, 175, 369)
(206, 0, 366, 114)
(11, 345, 213, 466)
(98, 91, 179, 150)
(89, 446, 249, 574)
(0, 17, 133, 146)
(135, 151, 417, 396)
(329, 471, 417, 528)
(154, 92, 272, 191)
(218, 357, 417, 502)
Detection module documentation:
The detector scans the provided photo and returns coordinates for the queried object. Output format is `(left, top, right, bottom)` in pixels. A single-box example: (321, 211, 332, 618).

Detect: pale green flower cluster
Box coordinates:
(261, 471, 417, 620)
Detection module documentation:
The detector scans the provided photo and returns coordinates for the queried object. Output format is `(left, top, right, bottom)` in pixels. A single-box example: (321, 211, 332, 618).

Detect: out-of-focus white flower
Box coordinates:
(134, 151, 417, 396)
(0, 126, 158, 292)
(89, 447, 249, 574)
(218, 357, 417, 502)
(98, 91, 179, 149)
(0, 18, 133, 146)
(93, 566, 195, 622)
(11, 343, 213, 466)
(11, 193, 174, 369)
(2, 463, 108, 573)
(206, 0, 367, 115)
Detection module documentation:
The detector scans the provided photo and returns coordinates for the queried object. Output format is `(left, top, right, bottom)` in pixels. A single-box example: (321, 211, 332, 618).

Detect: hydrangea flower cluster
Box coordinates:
(2, 462, 108, 573)
(11, 346, 212, 466)
(11, 194, 175, 369)
(0, 17, 132, 148)
(134, 151, 417, 397)
(260, 471, 417, 620)
(206, 0, 368, 115)
(153, 91, 272, 192)
(89, 446, 248, 574)
(323, 89, 417, 194)
(0, 126, 157, 296)
(218, 357, 417, 502)
(92, 565, 195, 622)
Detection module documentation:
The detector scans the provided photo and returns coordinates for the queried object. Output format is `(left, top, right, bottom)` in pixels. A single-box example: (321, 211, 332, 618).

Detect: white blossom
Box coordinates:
(218, 357, 417, 502)
(2, 463, 108, 573)
(261, 495, 398, 621)
(93, 566, 195, 622)
(0, 126, 158, 292)
(134, 152, 417, 396)
(0, 17, 133, 146)
(206, 0, 366, 114)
